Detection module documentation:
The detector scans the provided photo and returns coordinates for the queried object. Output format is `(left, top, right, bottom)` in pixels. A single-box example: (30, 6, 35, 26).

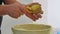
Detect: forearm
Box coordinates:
(0, 5, 7, 16)
(3, 0, 16, 4)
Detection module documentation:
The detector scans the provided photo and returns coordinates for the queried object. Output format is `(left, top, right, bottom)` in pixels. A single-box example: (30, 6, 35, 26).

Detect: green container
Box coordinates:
(12, 24, 52, 34)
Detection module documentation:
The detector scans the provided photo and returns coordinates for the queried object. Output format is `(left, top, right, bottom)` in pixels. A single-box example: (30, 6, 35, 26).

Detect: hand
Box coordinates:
(4, 2, 24, 18)
(20, 3, 43, 21)
(4, 0, 16, 4)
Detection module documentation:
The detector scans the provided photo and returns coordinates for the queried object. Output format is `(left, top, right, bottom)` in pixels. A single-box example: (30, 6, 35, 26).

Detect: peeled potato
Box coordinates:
(31, 5, 41, 14)
(26, 3, 42, 14)
(31, 5, 40, 11)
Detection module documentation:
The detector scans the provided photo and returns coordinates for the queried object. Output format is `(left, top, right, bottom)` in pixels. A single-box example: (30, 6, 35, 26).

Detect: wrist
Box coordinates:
(0, 5, 7, 16)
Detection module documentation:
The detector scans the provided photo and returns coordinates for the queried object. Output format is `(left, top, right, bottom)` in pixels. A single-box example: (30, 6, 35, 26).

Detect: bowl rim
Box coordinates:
(12, 24, 52, 31)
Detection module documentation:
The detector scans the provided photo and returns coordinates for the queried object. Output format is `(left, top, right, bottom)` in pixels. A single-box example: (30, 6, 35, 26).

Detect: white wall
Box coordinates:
(47, 0, 60, 34)
(48, 0, 60, 28)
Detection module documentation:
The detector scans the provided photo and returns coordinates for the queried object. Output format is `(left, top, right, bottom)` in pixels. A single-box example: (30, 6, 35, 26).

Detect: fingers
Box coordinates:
(20, 5, 41, 21)
(33, 14, 38, 19)
(36, 13, 42, 18)
(39, 10, 43, 14)
(18, 5, 24, 15)
(33, 13, 42, 20)
(24, 9, 40, 21)
(26, 13, 36, 21)
(15, 9, 23, 18)
(18, 9, 23, 15)
(39, 7, 43, 14)
(25, 12, 42, 21)
(22, 7, 37, 21)
(19, 4, 26, 13)
(24, 9, 36, 21)
(13, 9, 23, 18)
(8, 8, 22, 18)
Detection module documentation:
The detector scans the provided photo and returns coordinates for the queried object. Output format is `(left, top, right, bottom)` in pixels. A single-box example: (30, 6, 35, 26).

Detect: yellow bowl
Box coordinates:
(12, 24, 52, 34)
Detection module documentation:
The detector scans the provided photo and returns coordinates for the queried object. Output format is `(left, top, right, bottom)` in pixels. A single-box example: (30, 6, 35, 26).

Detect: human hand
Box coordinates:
(4, 2, 24, 18)
(3, 0, 16, 4)
(20, 3, 43, 21)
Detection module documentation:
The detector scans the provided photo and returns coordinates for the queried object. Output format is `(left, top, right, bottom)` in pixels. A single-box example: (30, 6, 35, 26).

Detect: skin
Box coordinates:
(0, 0, 43, 21)
(3, 0, 16, 4)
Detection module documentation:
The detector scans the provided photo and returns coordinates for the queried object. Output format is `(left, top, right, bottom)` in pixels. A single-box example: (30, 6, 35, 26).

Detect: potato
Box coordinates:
(26, 3, 42, 14)
(31, 5, 40, 11)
